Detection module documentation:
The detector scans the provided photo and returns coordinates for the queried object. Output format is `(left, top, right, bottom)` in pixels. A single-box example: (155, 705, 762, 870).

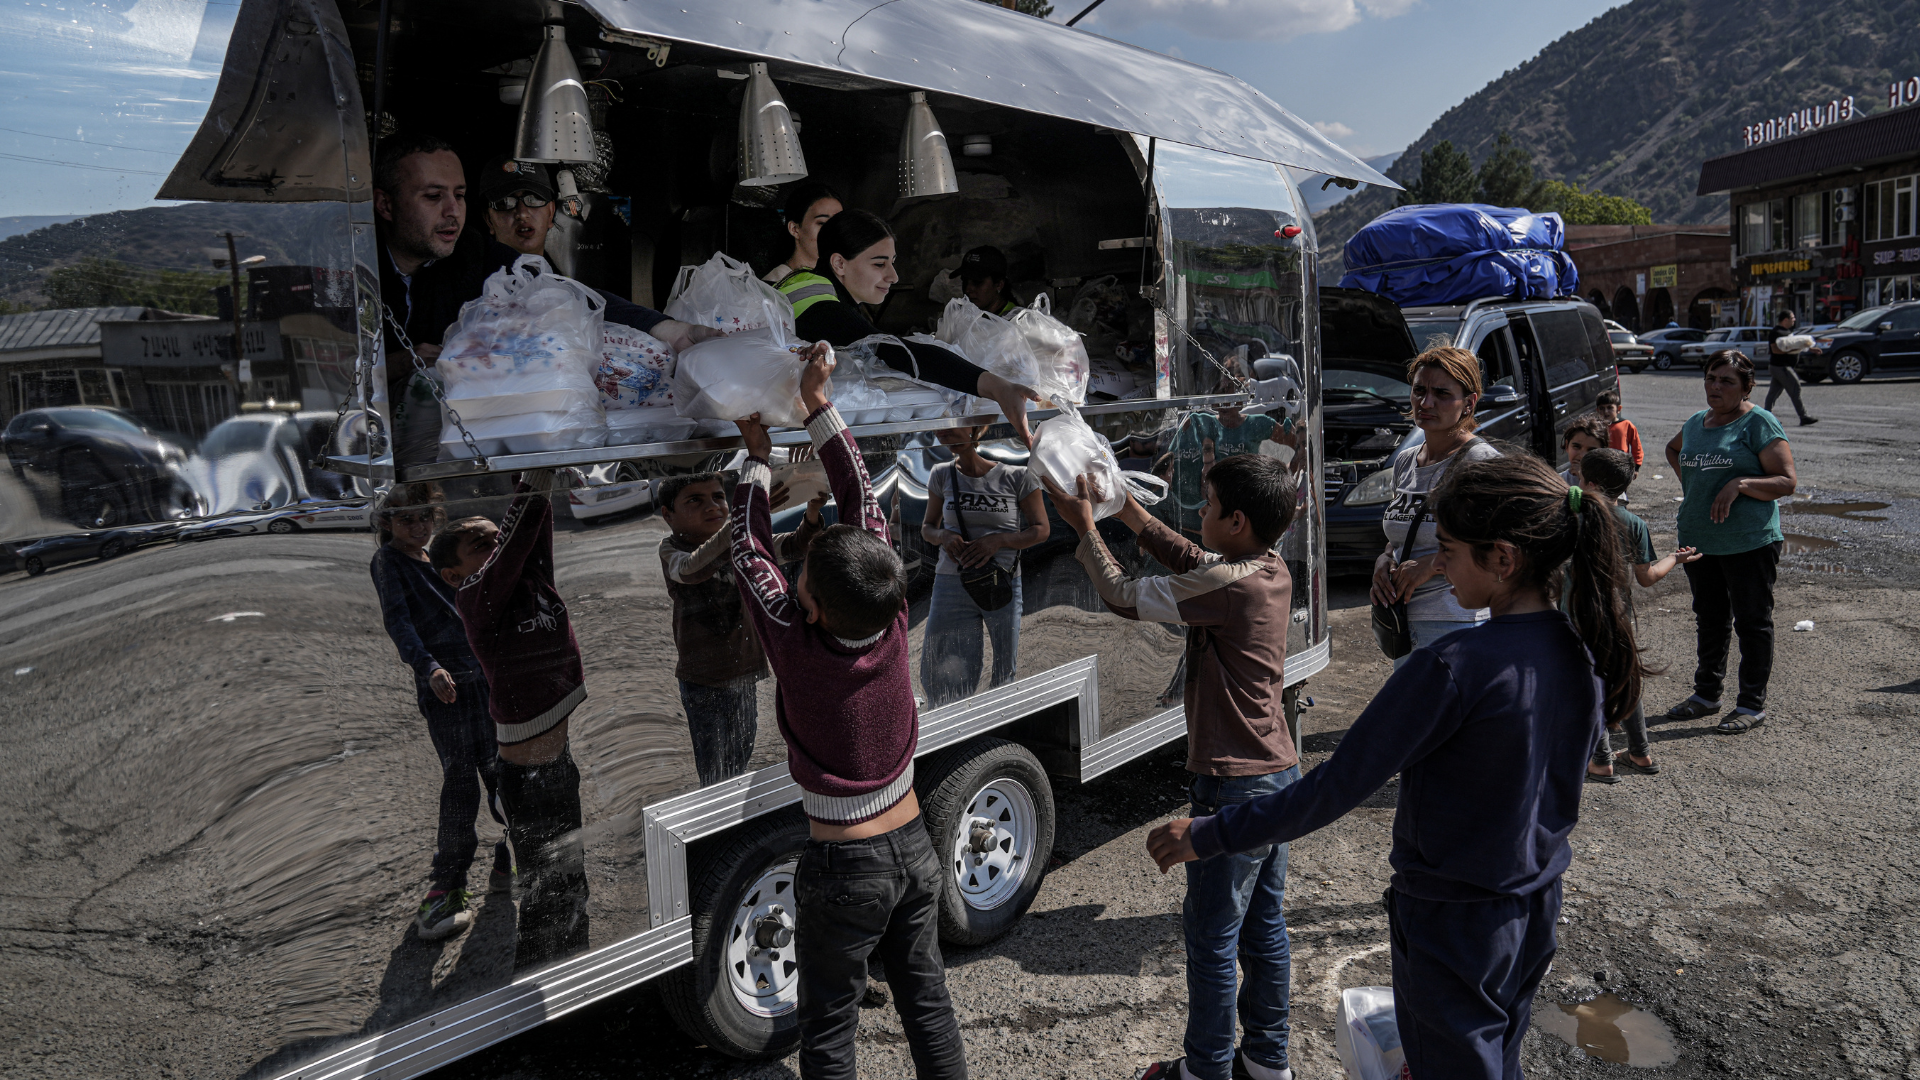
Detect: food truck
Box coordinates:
(0, 0, 1398, 1075)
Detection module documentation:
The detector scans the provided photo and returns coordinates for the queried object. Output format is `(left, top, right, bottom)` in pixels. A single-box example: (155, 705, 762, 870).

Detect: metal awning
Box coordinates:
(580, 0, 1397, 188)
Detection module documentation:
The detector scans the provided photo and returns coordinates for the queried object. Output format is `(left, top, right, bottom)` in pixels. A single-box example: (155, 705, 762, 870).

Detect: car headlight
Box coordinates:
(1814, 338, 1833, 348)
(1345, 467, 1395, 507)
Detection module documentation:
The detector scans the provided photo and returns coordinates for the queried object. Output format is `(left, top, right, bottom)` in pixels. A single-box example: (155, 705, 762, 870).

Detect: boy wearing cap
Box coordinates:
(960, 245, 1018, 315)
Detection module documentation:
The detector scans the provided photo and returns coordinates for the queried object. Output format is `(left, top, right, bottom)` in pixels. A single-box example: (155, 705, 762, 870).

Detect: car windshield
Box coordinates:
(1608, 331, 1635, 344)
(1402, 318, 1459, 350)
(200, 419, 276, 457)
(1325, 360, 1412, 402)
(1705, 329, 1730, 341)
(51, 409, 146, 435)
(1835, 306, 1890, 331)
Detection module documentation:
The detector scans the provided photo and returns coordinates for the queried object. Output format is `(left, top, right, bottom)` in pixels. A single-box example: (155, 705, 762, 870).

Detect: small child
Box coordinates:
(429, 469, 590, 971)
(657, 471, 822, 786)
(1560, 413, 1609, 487)
(1044, 455, 1299, 1080)
(730, 346, 966, 1080)
(1596, 389, 1642, 474)
(1576, 449, 1702, 782)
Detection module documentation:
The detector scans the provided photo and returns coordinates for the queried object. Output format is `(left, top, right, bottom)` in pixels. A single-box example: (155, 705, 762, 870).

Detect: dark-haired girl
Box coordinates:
(1147, 453, 1643, 1080)
(780, 208, 1039, 443)
(763, 182, 842, 287)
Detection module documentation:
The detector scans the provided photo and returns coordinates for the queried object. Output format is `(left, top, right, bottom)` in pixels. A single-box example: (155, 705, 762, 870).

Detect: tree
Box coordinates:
(1533, 180, 1654, 225)
(1395, 140, 1477, 206)
(981, 0, 1053, 15)
(42, 257, 222, 314)
(1474, 131, 1547, 208)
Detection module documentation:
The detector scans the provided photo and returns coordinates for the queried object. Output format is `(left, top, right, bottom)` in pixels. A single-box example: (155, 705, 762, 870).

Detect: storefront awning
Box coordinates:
(579, 0, 1397, 188)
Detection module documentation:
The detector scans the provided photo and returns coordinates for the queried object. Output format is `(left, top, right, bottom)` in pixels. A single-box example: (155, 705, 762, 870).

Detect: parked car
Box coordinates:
(15, 527, 155, 575)
(568, 462, 652, 525)
(1325, 291, 1619, 571)
(1607, 328, 1657, 373)
(269, 500, 375, 533)
(1678, 326, 1773, 368)
(1, 406, 199, 528)
(1635, 327, 1708, 370)
(1801, 301, 1920, 384)
(194, 407, 364, 514)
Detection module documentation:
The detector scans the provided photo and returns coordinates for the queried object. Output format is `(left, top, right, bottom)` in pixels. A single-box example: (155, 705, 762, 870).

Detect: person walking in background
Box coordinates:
(1147, 453, 1644, 1080)
(919, 424, 1048, 708)
(369, 482, 511, 940)
(1573, 449, 1702, 783)
(1371, 346, 1501, 662)
(1663, 351, 1797, 735)
(1764, 310, 1818, 427)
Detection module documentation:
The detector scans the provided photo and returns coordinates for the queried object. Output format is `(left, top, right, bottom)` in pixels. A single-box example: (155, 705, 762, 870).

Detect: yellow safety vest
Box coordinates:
(778, 269, 839, 319)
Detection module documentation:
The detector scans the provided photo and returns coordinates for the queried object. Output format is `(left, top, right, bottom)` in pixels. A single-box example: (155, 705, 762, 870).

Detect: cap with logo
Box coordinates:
(958, 245, 1008, 283)
(477, 156, 557, 205)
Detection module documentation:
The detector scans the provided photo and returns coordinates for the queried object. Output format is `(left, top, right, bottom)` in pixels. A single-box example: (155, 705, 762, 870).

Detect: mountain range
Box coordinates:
(1313, 0, 1920, 273)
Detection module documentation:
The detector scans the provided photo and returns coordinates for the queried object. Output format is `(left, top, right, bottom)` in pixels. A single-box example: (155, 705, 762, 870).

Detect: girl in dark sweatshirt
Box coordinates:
(1148, 454, 1644, 1080)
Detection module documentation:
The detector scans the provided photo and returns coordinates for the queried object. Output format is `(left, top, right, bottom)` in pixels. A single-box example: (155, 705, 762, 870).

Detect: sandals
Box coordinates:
(1613, 752, 1661, 775)
(1665, 696, 1722, 721)
(1715, 711, 1765, 734)
(1585, 766, 1621, 785)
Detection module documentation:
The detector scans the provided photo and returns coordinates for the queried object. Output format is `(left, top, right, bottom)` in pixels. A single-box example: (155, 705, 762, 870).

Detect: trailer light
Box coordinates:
(899, 92, 960, 200)
(1279, 225, 1301, 239)
(738, 62, 808, 187)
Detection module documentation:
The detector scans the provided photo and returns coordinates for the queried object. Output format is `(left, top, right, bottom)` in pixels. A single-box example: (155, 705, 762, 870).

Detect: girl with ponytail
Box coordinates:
(1146, 451, 1637, 1080)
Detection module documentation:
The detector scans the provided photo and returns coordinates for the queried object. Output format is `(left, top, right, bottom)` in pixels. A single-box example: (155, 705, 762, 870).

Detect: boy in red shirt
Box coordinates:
(1597, 389, 1643, 475)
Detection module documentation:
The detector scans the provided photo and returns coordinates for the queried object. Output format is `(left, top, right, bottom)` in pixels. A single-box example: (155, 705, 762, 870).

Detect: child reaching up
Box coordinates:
(729, 345, 967, 1080)
(1576, 448, 1701, 782)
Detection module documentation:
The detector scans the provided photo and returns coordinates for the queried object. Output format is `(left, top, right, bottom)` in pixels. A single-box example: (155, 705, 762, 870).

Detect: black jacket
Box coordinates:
(370, 543, 480, 708)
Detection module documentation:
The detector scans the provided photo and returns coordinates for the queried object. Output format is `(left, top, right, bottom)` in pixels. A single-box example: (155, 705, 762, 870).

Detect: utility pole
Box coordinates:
(221, 231, 248, 403)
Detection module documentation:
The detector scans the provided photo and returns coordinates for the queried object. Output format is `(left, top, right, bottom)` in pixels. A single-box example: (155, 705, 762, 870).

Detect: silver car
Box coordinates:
(1678, 326, 1775, 368)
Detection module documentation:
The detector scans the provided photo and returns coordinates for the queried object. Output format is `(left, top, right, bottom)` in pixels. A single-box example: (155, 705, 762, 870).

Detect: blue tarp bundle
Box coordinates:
(1338, 203, 1578, 307)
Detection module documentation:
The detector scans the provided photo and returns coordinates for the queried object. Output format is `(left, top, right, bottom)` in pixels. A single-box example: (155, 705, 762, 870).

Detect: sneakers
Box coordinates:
(1233, 1052, 1293, 1080)
(1799, 416, 1819, 426)
(1664, 694, 1721, 721)
(415, 889, 475, 940)
(489, 866, 516, 894)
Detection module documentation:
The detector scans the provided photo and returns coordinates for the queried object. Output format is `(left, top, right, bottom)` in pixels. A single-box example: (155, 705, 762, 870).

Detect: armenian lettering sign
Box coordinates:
(1742, 97, 1855, 147)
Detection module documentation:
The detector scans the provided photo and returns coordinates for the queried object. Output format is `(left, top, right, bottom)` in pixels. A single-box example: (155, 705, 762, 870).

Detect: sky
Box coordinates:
(0, 0, 1618, 220)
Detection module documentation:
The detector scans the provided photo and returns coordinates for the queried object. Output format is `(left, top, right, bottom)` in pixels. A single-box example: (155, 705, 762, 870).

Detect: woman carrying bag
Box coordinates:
(919, 425, 1049, 707)
(1371, 346, 1502, 664)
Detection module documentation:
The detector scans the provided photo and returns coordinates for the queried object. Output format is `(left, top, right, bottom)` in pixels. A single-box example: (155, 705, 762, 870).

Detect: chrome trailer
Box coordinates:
(0, 0, 1392, 1076)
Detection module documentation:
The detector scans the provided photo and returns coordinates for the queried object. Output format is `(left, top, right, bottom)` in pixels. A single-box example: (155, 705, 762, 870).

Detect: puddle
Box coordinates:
(1783, 533, 1840, 554)
(1536, 993, 1680, 1067)
(1782, 500, 1889, 521)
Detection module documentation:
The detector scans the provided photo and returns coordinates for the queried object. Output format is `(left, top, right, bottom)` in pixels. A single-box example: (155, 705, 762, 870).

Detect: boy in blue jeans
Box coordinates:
(1045, 454, 1300, 1080)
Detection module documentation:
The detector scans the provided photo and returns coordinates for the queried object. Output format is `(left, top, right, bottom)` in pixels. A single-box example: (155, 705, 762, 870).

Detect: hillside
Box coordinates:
(0, 203, 332, 309)
(1314, 0, 1920, 273)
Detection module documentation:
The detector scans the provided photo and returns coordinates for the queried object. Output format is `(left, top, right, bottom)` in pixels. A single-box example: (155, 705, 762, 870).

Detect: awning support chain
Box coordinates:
(382, 303, 488, 470)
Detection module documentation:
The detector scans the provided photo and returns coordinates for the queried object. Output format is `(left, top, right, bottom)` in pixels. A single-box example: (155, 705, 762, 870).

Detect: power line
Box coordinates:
(0, 127, 184, 156)
(0, 151, 167, 176)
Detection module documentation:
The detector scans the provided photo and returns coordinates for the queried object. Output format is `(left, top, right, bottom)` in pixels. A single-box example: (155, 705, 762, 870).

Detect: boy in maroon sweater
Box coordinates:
(429, 469, 589, 971)
(731, 345, 967, 1080)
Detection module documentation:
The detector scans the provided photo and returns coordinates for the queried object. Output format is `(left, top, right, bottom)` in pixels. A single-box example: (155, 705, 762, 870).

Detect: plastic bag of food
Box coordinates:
(1335, 986, 1408, 1080)
(1774, 333, 1815, 354)
(437, 255, 605, 398)
(597, 324, 677, 410)
(438, 389, 609, 459)
(665, 252, 796, 337)
(830, 333, 964, 424)
(670, 306, 821, 428)
(605, 406, 697, 446)
(1028, 404, 1166, 520)
(1009, 293, 1091, 406)
(1066, 274, 1125, 335)
(935, 296, 1042, 391)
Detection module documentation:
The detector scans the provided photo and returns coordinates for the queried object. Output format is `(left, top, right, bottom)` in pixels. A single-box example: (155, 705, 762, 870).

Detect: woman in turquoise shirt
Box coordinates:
(1662, 350, 1798, 734)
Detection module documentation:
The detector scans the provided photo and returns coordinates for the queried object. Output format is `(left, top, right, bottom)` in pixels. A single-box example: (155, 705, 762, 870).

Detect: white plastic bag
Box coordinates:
(1028, 404, 1166, 520)
(597, 324, 677, 410)
(1335, 986, 1408, 1080)
(1066, 274, 1124, 334)
(1009, 293, 1091, 406)
(605, 406, 697, 446)
(437, 255, 605, 398)
(1775, 333, 1815, 354)
(670, 307, 821, 428)
(666, 252, 796, 338)
(935, 297, 1042, 391)
(831, 334, 965, 424)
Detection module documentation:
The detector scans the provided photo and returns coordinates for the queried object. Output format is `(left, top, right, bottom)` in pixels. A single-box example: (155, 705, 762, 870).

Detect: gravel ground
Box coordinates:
(445, 369, 1920, 1079)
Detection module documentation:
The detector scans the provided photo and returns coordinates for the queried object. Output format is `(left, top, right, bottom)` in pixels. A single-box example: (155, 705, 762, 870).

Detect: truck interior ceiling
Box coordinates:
(350, 1, 1152, 324)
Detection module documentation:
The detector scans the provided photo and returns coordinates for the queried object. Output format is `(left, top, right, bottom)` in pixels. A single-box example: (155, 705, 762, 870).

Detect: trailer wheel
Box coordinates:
(660, 808, 808, 1061)
(917, 737, 1054, 947)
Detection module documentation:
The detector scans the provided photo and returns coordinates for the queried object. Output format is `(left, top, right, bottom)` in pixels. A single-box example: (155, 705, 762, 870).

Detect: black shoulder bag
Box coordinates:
(1370, 493, 1424, 660)
(948, 469, 1016, 612)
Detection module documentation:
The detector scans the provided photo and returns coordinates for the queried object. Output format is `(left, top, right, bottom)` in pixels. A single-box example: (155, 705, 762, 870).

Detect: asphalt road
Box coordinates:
(441, 368, 1920, 1080)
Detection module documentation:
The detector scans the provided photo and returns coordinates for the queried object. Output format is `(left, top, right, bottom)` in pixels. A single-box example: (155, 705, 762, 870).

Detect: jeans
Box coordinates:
(1594, 699, 1651, 763)
(1387, 882, 1560, 1080)
(679, 677, 759, 786)
(1183, 768, 1301, 1079)
(920, 571, 1022, 709)
(795, 816, 966, 1080)
(1764, 362, 1808, 421)
(1682, 541, 1780, 712)
(1394, 619, 1483, 671)
(497, 747, 589, 971)
(420, 675, 510, 892)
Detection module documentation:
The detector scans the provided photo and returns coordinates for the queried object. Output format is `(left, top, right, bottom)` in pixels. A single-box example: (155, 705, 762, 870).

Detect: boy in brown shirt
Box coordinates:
(1045, 452, 1300, 1080)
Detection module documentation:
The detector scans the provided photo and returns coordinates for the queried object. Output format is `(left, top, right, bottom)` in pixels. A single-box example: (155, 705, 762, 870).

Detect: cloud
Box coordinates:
(1312, 120, 1357, 141)
(1083, 0, 1417, 41)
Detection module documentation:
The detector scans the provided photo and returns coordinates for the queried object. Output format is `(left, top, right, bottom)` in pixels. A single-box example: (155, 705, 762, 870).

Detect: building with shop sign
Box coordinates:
(1565, 224, 1735, 331)
(1698, 81, 1920, 324)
